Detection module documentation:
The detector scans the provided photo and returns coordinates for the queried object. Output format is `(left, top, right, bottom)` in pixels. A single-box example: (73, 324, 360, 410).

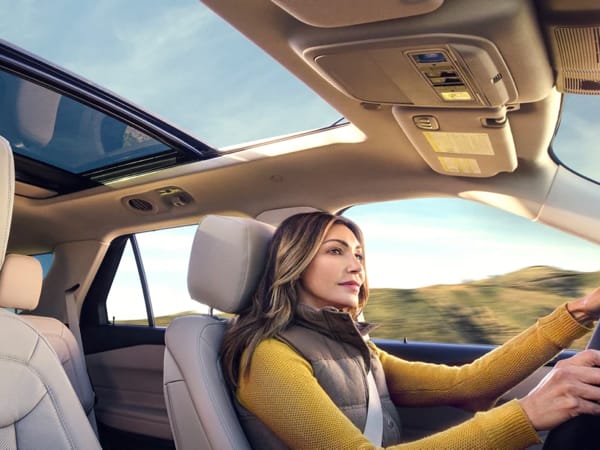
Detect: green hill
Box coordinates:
(365, 265, 600, 350)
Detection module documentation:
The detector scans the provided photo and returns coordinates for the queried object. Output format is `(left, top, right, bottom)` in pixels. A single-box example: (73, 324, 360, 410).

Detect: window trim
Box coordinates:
(130, 235, 155, 327)
(82, 234, 128, 326)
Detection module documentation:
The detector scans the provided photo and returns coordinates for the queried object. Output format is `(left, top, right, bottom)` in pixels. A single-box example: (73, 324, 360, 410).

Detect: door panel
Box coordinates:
(82, 321, 173, 449)
(86, 344, 171, 440)
(81, 234, 175, 447)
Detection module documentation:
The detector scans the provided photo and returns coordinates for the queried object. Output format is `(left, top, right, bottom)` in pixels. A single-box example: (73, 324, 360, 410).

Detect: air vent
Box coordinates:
(127, 198, 154, 212)
(564, 78, 600, 93)
(123, 186, 194, 216)
(553, 26, 600, 94)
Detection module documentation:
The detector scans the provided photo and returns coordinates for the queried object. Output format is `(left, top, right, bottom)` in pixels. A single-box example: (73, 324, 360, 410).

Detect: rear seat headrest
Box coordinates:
(0, 254, 43, 310)
(187, 215, 274, 314)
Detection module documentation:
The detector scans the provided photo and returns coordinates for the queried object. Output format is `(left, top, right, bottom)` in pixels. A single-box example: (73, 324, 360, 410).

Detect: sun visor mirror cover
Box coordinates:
(393, 106, 517, 177)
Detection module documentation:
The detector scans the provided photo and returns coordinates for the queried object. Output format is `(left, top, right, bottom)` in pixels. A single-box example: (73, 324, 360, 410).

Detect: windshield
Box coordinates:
(0, 0, 340, 149)
(552, 94, 600, 181)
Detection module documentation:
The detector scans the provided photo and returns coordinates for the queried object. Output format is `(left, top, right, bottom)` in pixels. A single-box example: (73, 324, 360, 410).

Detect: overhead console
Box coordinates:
(303, 35, 518, 108)
(301, 34, 523, 177)
(279, 0, 553, 178)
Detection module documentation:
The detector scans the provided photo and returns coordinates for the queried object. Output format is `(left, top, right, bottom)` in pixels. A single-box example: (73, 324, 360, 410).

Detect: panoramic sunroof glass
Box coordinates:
(0, 70, 169, 174)
(1, 0, 341, 149)
(552, 94, 600, 182)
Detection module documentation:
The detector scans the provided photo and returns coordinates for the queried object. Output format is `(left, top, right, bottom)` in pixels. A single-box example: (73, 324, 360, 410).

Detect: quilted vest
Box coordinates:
(236, 305, 402, 448)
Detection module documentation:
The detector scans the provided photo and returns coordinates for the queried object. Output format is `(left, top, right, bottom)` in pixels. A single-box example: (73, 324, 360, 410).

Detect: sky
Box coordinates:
(5, 1, 600, 320)
(346, 199, 600, 289)
(552, 95, 600, 182)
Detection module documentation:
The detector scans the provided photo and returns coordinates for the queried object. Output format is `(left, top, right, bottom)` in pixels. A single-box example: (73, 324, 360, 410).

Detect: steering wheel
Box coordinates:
(542, 320, 600, 449)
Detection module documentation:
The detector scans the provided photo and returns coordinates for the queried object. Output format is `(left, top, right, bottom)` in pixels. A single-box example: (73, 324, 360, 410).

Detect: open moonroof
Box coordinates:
(0, 41, 219, 197)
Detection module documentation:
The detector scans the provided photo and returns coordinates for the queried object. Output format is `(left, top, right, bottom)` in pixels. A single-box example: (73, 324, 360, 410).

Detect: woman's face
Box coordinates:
(298, 224, 365, 311)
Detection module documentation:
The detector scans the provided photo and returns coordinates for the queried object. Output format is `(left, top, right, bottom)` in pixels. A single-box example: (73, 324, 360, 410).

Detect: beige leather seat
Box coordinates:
(0, 253, 98, 434)
(163, 215, 274, 450)
(0, 137, 100, 449)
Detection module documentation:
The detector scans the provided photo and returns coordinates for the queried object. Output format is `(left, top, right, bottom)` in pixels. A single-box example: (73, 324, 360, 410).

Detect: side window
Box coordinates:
(106, 225, 208, 327)
(32, 252, 54, 278)
(344, 199, 600, 350)
(106, 238, 149, 325)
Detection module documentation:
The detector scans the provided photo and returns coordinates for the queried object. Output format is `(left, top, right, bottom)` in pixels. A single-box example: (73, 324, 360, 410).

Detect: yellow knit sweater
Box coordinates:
(237, 304, 591, 449)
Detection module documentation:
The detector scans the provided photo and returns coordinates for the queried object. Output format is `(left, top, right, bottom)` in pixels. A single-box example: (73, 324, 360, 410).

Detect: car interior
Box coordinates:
(3, 0, 600, 448)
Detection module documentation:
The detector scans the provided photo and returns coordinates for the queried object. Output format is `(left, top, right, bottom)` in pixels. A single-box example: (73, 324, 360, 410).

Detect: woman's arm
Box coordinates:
(377, 303, 591, 411)
(238, 338, 540, 449)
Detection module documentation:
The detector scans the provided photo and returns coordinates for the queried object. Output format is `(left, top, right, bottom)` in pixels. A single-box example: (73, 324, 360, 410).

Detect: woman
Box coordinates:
(221, 212, 600, 449)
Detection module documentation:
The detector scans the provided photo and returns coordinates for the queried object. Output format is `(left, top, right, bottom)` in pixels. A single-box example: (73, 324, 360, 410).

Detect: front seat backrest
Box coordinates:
(163, 215, 274, 450)
(0, 136, 100, 449)
(0, 253, 98, 434)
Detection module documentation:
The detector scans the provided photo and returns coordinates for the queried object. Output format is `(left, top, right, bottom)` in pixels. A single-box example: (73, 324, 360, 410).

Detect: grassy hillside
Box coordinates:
(121, 265, 600, 350)
(365, 266, 600, 350)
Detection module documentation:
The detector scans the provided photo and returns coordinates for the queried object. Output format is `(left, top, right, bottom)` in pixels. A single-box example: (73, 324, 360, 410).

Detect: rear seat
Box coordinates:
(0, 253, 98, 434)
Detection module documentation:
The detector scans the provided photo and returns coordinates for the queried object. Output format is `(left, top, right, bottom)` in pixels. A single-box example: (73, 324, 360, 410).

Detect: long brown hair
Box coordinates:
(220, 211, 368, 389)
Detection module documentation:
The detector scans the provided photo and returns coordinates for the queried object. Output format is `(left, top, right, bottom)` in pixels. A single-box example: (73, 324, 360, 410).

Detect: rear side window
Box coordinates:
(105, 225, 210, 327)
(106, 239, 149, 326)
(32, 252, 54, 278)
(345, 199, 600, 350)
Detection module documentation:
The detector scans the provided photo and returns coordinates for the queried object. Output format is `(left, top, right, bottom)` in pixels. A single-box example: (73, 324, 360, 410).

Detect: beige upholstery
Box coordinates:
(0, 254, 41, 310)
(187, 215, 275, 313)
(21, 315, 98, 433)
(0, 311, 101, 449)
(0, 253, 98, 434)
(0, 138, 100, 449)
(164, 215, 274, 450)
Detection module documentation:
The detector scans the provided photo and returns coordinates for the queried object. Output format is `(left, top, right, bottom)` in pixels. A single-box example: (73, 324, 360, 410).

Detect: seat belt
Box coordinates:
(364, 369, 383, 446)
(65, 284, 83, 352)
(65, 283, 98, 410)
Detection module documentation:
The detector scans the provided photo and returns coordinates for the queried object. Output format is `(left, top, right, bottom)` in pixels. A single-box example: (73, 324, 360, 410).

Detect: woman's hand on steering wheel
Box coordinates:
(567, 287, 600, 325)
(519, 349, 600, 431)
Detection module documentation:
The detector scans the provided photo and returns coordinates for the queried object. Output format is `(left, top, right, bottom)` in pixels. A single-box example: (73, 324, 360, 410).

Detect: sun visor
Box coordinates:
(270, 0, 444, 28)
(16, 80, 60, 147)
(393, 106, 517, 177)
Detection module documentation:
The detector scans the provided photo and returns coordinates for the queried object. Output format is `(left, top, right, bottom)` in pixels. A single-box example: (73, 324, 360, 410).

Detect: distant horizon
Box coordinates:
(368, 264, 598, 291)
(114, 263, 600, 325)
